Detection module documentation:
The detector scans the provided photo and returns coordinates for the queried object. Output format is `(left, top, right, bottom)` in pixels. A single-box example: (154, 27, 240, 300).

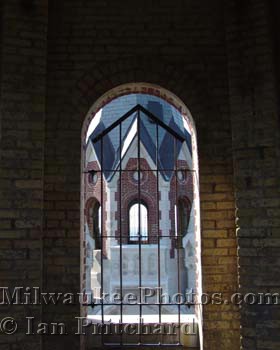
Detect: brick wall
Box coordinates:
(226, 1, 280, 349)
(0, 1, 48, 350)
(0, 0, 279, 349)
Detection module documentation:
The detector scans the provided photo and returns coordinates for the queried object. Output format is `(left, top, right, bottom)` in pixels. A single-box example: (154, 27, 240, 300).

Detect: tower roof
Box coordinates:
(88, 95, 192, 181)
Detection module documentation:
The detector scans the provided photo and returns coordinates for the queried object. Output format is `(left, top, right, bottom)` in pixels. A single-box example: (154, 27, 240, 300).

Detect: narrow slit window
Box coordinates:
(92, 201, 101, 249)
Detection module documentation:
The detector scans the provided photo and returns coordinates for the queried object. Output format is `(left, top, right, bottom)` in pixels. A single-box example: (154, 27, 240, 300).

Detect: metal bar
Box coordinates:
(100, 138, 104, 346)
(137, 109, 142, 345)
(86, 168, 196, 173)
(91, 234, 184, 239)
(91, 104, 185, 144)
(119, 122, 123, 345)
(174, 138, 181, 345)
(156, 123, 162, 344)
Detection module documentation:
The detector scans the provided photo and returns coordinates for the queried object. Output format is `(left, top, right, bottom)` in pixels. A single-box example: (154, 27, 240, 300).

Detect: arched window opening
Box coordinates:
(129, 202, 148, 243)
(81, 84, 202, 349)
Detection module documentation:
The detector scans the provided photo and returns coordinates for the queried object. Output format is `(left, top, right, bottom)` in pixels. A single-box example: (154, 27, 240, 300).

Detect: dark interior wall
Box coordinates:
(0, 1, 48, 350)
(0, 0, 278, 349)
(0, 0, 2, 101)
(270, 0, 280, 120)
(226, 0, 280, 349)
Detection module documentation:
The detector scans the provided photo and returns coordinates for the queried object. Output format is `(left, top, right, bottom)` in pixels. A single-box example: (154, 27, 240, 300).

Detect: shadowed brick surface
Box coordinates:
(0, 0, 279, 349)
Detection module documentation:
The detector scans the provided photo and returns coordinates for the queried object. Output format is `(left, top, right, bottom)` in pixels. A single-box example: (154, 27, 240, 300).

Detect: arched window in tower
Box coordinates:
(81, 84, 202, 348)
(129, 202, 148, 242)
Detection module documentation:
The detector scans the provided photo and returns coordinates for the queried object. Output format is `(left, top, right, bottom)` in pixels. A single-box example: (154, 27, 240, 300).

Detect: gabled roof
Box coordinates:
(88, 96, 193, 181)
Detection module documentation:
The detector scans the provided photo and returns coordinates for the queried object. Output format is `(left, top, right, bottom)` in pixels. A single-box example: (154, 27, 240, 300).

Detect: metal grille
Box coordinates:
(85, 105, 196, 348)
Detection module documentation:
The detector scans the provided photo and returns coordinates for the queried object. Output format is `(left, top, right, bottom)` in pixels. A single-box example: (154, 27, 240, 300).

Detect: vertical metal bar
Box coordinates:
(100, 138, 104, 346)
(174, 137, 181, 345)
(119, 123, 123, 345)
(156, 124, 162, 345)
(137, 109, 142, 344)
